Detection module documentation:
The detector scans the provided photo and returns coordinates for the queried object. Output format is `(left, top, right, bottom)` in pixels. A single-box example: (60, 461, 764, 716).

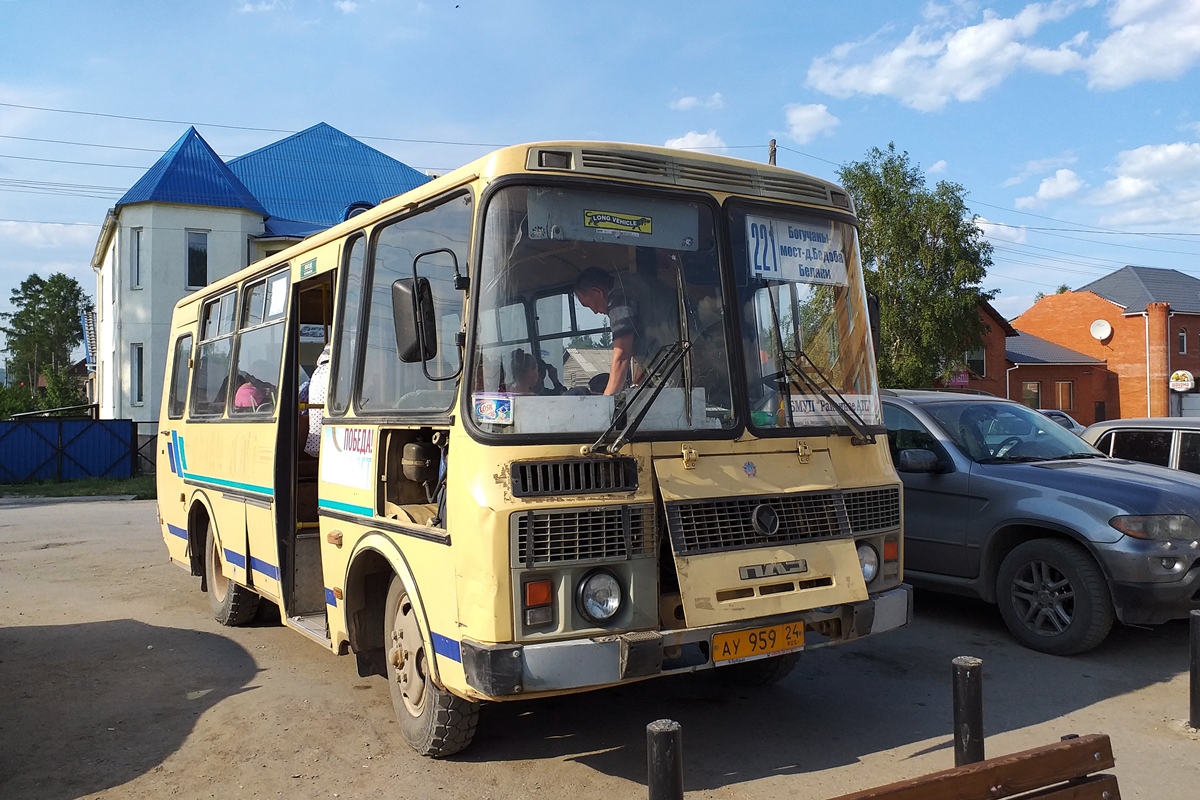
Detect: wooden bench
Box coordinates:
(829, 733, 1119, 800)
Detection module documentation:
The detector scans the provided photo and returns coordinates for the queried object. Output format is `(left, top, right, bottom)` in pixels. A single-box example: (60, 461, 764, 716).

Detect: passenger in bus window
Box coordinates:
(573, 261, 678, 395)
(508, 348, 541, 395)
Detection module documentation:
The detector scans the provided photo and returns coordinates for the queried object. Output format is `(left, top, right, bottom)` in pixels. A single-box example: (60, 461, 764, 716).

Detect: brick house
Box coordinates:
(1013, 266, 1200, 419)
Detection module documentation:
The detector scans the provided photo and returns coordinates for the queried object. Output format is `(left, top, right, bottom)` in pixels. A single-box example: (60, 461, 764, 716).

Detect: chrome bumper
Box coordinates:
(461, 584, 912, 698)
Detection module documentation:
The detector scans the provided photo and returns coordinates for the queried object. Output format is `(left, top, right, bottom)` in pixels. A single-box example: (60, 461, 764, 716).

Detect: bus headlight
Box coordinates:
(857, 543, 880, 583)
(576, 569, 623, 623)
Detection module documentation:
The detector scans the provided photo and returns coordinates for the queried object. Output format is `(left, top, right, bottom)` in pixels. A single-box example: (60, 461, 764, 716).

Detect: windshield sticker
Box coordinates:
(584, 210, 653, 235)
(787, 393, 880, 425)
(473, 393, 514, 426)
(746, 215, 847, 286)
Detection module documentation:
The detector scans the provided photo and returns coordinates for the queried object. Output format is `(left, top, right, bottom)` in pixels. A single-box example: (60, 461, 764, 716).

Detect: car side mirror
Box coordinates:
(896, 448, 939, 473)
(866, 289, 881, 362)
(391, 277, 436, 363)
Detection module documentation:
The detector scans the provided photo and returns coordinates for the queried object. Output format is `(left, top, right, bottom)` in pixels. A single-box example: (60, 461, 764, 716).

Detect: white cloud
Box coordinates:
(806, 3, 1086, 111)
(1015, 168, 1084, 208)
(239, 1, 288, 12)
(977, 216, 1029, 244)
(664, 130, 726, 151)
(1002, 153, 1078, 186)
(0, 221, 98, 249)
(1087, 140, 1200, 227)
(806, 1, 1200, 110)
(1086, 0, 1200, 88)
(928, 159, 948, 173)
(783, 103, 840, 143)
(335, 0, 358, 11)
(669, 93, 725, 111)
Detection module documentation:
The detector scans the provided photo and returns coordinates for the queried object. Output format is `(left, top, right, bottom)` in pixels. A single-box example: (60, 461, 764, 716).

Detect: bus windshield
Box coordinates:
(728, 205, 880, 432)
(470, 185, 735, 436)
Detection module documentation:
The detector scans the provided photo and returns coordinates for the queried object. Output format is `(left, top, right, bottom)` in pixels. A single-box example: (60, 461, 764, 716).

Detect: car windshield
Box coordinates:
(924, 401, 1103, 463)
(468, 185, 735, 437)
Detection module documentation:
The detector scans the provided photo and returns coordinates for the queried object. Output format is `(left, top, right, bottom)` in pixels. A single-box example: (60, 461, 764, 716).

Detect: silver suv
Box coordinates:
(884, 390, 1200, 655)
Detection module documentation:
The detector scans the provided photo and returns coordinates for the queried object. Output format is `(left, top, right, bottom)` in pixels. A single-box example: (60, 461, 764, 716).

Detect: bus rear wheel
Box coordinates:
(384, 576, 479, 757)
(205, 523, 259, 626)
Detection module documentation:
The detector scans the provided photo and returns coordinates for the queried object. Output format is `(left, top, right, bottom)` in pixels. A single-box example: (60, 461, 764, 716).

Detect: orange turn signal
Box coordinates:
(524, 579, 553, 608)
(883, 540, 900, 562)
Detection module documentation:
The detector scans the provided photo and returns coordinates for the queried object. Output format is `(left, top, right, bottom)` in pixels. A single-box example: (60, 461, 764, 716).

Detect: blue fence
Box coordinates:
(0, 419, 138, 482)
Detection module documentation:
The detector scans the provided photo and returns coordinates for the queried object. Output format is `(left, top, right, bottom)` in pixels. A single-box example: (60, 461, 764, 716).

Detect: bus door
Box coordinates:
(276, 271, 335, 638)
(159, 330, 195, 567)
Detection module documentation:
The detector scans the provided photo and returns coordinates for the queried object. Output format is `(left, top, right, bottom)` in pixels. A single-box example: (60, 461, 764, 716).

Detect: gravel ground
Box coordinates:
(1, 499, 1197, 799)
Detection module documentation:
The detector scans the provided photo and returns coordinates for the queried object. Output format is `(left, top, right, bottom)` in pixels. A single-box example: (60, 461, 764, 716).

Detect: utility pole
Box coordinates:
(768, 139, 777, 166)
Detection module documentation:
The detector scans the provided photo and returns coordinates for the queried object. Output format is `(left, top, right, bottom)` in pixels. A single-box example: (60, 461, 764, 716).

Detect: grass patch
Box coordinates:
(0, 474, 157, 500)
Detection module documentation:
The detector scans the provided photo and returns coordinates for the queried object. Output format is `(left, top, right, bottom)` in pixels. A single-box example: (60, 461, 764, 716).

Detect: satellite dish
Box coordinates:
(1090, 319, 1113, 341)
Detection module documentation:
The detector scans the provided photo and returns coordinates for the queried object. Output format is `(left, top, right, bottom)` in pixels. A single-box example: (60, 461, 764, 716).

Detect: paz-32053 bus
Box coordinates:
(157, 142, 910, 756)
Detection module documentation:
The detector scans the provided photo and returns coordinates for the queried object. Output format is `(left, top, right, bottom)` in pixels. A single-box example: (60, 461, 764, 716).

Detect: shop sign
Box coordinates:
(1169, 369, 1195, 392)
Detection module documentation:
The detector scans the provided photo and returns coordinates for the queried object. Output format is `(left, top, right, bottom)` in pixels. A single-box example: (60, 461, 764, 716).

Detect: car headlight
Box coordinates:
(1110, 514, 1200, 541)
(857, 543, 880, 583)
(576, 569, 623, 623)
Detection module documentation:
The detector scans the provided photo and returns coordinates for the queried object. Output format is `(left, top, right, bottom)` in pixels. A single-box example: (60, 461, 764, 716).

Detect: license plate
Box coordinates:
(712, 621, 805, 664)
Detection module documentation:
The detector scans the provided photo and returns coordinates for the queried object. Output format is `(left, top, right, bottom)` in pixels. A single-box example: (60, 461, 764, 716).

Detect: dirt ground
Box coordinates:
(1, 498, 1197, 800)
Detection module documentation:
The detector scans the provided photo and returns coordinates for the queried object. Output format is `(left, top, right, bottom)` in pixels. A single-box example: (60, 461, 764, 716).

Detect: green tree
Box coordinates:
(838, 144, 996, 388)
(0, 273, 92, 391)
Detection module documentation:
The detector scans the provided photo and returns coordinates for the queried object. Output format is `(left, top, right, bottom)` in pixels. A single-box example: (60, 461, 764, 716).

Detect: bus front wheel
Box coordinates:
(205, 523, 260, 626)
(715, 652, 800, 686)
(383, 576, 479, 757)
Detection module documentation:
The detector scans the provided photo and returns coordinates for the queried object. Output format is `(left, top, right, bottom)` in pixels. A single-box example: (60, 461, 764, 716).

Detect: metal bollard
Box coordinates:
(952, 656, 985, 766)
(1191, 610, 1200, 730)
(646, 718, 684, 800)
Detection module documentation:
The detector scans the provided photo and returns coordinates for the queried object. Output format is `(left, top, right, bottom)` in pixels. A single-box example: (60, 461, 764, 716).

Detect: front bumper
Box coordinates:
(1098, 537, 1200, 625)
(461, 584, 911, 699)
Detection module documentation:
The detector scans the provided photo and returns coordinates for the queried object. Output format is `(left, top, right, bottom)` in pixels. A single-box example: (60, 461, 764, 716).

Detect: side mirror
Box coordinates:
(391, 277, 436, 363)
(896, 448, 939, 473)
(866, 289, 881, 361)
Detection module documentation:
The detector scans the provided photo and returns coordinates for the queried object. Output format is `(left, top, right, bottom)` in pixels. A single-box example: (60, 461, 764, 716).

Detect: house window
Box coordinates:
(132, 228, 143, 289)
(966, 347, 986, 377)
(1181, 328, 1188, 355)
(1021, 381, 1041, 408)
(131, 343, 144, 405)
(187, 231, 208, 289)
(1055, 380, 1073, 411)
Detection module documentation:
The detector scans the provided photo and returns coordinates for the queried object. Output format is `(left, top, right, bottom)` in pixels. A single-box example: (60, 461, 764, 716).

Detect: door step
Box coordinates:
(287, 612, 331, 646)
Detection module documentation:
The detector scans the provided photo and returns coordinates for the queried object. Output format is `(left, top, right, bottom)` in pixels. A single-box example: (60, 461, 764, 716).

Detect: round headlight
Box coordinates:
(576, 569, 623, 623)
(857, 543, 880, 583)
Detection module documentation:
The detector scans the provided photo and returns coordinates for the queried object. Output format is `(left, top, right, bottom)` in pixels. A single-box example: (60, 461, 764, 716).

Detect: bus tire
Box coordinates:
(384, 575, 479, 757)
(715, 652, 800, 686)
(205, 523, 260, 626)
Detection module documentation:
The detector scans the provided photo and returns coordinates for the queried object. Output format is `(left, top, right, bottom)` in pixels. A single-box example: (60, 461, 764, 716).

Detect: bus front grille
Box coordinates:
(513, 504, 655, 567)
(664, 487, 900, 556)
(511, 457, 638, 498)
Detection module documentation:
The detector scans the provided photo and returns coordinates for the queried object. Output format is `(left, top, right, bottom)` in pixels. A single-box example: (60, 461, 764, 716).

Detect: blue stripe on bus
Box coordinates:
(318, 498, 374, 517)
(431, 632, 462, 663)
(166, 440, 178, 476)
(250, 557, 280, 581)
(223, 548, 247, 569)
(177, 432, 188, 471)
(325, 588, 338, 607)
(166, 523, 188, 540)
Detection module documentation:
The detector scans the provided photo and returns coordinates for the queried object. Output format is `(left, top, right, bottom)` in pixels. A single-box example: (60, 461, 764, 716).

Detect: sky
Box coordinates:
(2, 0, 1200, 356)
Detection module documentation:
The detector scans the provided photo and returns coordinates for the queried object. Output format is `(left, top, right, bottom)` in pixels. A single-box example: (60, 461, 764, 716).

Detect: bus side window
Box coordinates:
(328, 235, 365, 416)
(359, 194, 472, 414)
(230, 270, 289, 416)
(166, 334, 192, 419)
(191, 291, 238, 417)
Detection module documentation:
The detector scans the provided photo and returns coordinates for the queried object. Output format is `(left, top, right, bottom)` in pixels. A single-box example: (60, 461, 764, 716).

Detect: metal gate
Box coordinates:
(0, 419, 137, 482)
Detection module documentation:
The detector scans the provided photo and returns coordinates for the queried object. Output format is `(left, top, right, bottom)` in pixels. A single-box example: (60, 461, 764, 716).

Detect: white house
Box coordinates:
(89, 123, 428, 423)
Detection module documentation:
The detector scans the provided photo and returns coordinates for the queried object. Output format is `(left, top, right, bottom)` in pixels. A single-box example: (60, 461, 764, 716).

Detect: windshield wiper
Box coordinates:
(1046, 453, 1105, 460)
(587, 341, 692, 455)
(978, 455, 1047, 464)
(779, 350, 876, 445)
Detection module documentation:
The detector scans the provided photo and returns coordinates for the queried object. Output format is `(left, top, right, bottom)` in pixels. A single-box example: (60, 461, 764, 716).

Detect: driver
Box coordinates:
(573, 259, 679, 395)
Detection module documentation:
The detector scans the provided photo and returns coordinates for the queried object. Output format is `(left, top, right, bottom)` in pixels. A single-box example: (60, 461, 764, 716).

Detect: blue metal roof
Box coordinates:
(117, 127, 267, 215)
(227, 123, 429, 228)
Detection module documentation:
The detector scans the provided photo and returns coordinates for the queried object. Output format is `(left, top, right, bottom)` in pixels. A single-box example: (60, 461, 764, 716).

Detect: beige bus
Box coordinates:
(157, 141, 910, 757)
